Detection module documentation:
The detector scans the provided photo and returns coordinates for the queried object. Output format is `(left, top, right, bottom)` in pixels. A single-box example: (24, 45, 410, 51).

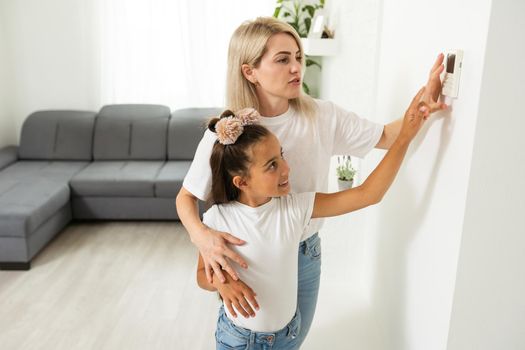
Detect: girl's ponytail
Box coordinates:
(208, 110, 235, 133)
(207, 109, 270, 204)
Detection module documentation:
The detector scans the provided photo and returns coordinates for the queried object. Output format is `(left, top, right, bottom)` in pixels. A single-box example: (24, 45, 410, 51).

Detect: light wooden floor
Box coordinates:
(0, 218, 380, 350)
(0, 222, 220, 350)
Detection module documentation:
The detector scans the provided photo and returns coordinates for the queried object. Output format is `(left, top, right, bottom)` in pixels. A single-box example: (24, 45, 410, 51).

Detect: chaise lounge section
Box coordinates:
(0, 111, 96, 270)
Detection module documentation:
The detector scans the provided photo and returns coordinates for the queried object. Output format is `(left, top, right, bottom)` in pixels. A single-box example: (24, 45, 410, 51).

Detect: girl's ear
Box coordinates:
(232, 175, 248, 190)
(241, 64, 257, 84)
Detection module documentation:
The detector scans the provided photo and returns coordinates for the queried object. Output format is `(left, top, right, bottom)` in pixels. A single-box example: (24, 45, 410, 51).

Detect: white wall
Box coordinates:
(320, 0, 381, 122)
(353, 0, 495, 349)
(447, 1, 525, 349)
(0, 3, 15, 147)
(1, 0, 101, 144)
(320, 0, 384, 287)
(320, 0, 383, 288)
(312, 1, 524, 348)
(317, 1, 493, 349)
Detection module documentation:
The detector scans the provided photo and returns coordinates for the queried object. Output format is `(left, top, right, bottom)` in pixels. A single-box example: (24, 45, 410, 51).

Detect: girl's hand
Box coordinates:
(423, 53, 448, 112)
(196, 227, 248, 284)
(213, 275, 259, 318)
(399, 87, 431, 142)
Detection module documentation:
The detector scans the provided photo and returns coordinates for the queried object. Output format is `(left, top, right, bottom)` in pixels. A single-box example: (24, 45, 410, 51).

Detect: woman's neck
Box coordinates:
(256, 94, 289, 117)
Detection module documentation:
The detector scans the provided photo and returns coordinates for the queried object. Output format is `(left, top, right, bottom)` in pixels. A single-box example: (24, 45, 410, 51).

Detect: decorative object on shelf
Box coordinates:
(301, 37, 338, 56)
(336, 155, 356, 190)
(307, 9, 326, 39)
(273, 0, 326, 95)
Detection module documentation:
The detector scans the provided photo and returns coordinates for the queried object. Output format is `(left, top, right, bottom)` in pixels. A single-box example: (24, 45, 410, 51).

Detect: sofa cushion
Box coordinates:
(168, 108, 221, 160)
(0, 179, 70, 238)
(154, 161, 191, 198)
(0, 161, 89, 183)
(18, 111, 96, 160)
(0, 146, 18, 171)
(93, 104, 170, 160)
(70, 161, 165, 197)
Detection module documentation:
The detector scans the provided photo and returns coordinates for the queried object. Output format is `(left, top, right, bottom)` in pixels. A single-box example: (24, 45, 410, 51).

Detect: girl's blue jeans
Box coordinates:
(215, 305, 301, 350)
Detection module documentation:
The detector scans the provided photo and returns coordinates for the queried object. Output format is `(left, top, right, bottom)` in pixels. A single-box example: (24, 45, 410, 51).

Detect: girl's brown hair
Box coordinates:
(208, 110, 270, 204)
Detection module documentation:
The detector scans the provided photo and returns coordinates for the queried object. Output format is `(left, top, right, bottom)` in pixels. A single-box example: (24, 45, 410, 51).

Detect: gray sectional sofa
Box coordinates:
(0, 105, 219, 270)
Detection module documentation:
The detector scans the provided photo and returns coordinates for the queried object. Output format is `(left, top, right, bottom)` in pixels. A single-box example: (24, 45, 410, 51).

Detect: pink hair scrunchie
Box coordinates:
(216, 108, 261, 145)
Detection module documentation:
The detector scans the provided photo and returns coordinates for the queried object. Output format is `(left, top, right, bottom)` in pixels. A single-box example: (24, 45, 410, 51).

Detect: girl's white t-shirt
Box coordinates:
(183, 99, 383, 241)
(202, 192, 316, 332)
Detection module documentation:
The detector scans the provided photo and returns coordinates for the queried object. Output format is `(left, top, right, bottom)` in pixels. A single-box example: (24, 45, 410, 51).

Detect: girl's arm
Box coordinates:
(313, 87, 429, 218)
(196, 254, 259, 318)
(177, 187, 247, 283)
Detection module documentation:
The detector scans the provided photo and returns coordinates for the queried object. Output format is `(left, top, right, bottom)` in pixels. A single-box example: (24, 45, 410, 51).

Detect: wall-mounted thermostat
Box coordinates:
(442, 50, 463, 98)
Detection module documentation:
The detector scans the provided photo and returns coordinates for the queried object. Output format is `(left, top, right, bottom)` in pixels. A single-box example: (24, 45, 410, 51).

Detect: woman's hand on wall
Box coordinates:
(423, 53, 448, 112)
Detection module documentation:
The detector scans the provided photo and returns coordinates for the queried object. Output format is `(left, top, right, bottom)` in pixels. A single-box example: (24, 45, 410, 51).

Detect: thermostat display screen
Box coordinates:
(446, 54, 456, 74)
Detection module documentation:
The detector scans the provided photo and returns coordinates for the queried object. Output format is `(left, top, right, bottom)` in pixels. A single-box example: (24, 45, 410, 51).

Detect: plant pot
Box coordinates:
(338, 179, 353, 191)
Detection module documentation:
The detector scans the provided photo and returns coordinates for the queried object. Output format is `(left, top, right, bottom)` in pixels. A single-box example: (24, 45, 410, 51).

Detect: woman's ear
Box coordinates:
(232, 175, 248, 190)
(241, 64, 257, 85)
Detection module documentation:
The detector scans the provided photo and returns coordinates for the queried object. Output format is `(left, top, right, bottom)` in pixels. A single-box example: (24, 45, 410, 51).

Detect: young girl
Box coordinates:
(197, 88, 431, 349)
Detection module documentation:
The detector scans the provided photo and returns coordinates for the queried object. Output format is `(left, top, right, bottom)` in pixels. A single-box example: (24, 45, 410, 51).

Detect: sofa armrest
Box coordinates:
(0, 145, 19, 171)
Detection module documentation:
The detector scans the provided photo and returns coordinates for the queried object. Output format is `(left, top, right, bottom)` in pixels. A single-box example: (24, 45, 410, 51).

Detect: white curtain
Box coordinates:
(98, 0, 275, 109)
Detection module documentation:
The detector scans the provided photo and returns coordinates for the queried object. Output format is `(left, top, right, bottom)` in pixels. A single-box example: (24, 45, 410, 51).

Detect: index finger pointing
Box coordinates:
(430, 53, 444, 73)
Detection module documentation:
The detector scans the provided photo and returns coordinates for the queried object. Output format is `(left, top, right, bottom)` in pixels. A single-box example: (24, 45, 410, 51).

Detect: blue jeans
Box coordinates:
(296, 233, 322, 347)
(215, 305, 302, 350)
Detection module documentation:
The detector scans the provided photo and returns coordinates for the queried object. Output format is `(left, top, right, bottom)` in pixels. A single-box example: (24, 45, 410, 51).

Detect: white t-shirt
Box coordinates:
(202, 192, 316, 332)
(184, 99, 383, 241)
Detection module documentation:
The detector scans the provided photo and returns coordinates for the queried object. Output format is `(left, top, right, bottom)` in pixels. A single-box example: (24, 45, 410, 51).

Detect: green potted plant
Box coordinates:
(336, 155, 356, 190)
(273, 0, 324, 95)
(273, 0, 325, 38)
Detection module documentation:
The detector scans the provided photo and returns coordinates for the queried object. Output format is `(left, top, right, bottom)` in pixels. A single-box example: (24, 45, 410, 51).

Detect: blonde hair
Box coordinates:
(226, 17, 317, 120)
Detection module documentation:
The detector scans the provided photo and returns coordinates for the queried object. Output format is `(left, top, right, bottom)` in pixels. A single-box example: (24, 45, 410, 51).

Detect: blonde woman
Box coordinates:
(176, 17, 446, 346)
